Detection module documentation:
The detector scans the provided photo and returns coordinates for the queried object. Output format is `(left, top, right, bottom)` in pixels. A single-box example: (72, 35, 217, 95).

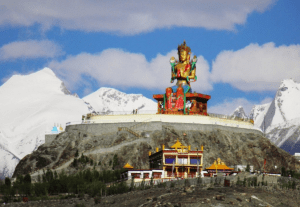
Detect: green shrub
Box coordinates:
(157, 181, 166, 188)
(75, 203, 85, 207)
(170, 182, 175, 188)
(94, 196, 101, 204)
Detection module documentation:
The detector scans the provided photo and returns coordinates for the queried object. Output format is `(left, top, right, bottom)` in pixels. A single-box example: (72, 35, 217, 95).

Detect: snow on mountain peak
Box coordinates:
(37, 67, 56, 77)
(274, 79, 300, 122)
(83, 87, 156, 113)
(231, 106, 248, 119)
(0, 67, 91, 177)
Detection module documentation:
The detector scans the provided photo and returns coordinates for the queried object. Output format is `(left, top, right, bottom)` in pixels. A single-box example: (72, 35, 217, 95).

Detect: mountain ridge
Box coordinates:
(0, 67, 157, 178)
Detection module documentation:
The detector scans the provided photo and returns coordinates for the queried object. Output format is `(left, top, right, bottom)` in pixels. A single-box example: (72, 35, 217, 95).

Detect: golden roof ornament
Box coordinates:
(123, 163, 134, 169)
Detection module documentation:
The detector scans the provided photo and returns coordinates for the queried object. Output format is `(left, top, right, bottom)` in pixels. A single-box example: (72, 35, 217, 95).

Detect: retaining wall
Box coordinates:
(66, 121, 263, 137)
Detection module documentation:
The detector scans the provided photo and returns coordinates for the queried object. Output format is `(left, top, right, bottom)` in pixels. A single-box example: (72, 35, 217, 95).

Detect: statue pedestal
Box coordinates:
(153, 92, 211, 115)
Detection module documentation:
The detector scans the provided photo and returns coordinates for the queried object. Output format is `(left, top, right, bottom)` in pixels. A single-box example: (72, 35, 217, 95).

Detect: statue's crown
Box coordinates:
(178, 40, 191, 53)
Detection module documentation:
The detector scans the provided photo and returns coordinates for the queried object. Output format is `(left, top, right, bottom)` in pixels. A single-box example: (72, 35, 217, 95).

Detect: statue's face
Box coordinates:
(179, 50, 188, 62)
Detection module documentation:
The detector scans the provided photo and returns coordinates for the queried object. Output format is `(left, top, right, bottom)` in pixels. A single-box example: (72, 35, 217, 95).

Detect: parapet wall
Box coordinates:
(44, 134, 58, 145)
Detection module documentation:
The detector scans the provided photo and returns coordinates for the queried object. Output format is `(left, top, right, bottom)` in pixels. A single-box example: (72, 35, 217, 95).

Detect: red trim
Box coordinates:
(163, 150, 178, 153)
(165, 155, 176, 158)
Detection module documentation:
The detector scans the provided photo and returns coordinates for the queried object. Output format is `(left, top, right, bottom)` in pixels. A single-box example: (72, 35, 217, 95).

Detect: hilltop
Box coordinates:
(13, 121, 299, 179)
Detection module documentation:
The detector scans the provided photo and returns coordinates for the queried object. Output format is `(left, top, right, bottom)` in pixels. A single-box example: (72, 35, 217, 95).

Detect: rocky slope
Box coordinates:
(4, 182, 300, 207)
(13, 123, 299, 178)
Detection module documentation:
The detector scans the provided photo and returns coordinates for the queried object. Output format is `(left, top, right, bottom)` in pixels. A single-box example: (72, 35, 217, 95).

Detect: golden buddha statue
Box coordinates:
(166, 41, 197, 110)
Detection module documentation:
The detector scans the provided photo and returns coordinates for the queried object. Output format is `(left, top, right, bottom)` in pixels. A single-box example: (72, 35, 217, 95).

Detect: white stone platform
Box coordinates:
(89, 114, 257, 131)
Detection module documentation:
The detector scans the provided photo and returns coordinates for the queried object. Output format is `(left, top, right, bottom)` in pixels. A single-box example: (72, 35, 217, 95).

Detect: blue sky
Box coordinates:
(0, 0, 299, 115)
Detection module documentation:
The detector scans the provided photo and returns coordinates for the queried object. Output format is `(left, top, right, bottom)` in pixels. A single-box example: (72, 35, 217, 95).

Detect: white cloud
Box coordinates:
(0, 40, 64, 60)
(208, 97, 273, 116)
(0, 0, 276, 35)
(211, 42, 300, 91)
(48, 49, 213, 92)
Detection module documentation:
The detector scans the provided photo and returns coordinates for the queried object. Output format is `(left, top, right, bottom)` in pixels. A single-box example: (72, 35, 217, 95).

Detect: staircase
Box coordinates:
(118, 118, 152, 137)
(118, 127, 141, 137)
(129, 118, 152, 130)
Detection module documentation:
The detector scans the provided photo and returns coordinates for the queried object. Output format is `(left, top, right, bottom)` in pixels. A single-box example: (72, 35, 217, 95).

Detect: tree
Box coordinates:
(292, 180, 296, 190)
(113, 154, 119, 169)
(130, 176, 135, 190)
(45, 169, 54, 183)
(281, 166, 286, 177)
(150, 176, 153, 187)
(73, 158, 78, 167)
(245, 164, 250, 172)
(5, 177, 11, 188)
(75, 150, 79, 158)
(16, 175, 24, 185)
(24, 174, 31, 184)
(54, 171, 58, 179)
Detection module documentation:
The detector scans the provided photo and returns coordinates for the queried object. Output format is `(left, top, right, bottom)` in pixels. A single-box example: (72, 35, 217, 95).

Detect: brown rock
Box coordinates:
(216, 195, 225, 201)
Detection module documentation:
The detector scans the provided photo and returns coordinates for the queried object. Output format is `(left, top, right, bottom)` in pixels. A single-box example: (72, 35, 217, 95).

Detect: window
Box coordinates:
(190, 158, 201, 165)
(131, 173, 141, 178)
(178, 158, 187, 164)
(165, 158, 175, 164)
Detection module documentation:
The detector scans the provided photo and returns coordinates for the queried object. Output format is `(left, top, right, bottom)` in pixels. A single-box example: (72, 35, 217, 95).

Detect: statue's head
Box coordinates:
(178, 40, 191, 62)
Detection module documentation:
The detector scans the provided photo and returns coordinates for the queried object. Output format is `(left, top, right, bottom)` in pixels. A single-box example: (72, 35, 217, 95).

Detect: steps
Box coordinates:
(118, 127, 141, 137)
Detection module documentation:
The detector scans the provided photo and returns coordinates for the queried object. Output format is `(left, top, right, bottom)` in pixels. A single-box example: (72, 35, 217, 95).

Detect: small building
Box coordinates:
(232, 165, 254, 172)
(294, 153, 300, 162)
(121, 162, 165, 182)
(205, 158, 234, 177)
(149, 139, 203, 178)
(122, 139, 204, 182)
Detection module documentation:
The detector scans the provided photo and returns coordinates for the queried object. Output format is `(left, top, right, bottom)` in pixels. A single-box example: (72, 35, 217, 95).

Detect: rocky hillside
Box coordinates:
(13, 123, 300, 178)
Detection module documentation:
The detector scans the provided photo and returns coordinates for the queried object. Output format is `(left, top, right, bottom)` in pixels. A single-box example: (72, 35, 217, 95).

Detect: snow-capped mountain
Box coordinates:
(83, 87, 157, 114)
(0, 68, 158, 178)
(231, 106, 248, 119)
(249, 79, 300, 154)
(0, 68, 92, 178)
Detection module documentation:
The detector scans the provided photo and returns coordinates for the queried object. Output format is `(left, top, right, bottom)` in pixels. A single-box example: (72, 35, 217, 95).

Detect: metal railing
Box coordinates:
(92, 110, 157, 115)
(208, 113, 253, 123)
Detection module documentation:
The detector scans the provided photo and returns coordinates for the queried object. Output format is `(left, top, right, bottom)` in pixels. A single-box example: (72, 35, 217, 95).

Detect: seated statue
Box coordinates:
(165, 41, 197, 110)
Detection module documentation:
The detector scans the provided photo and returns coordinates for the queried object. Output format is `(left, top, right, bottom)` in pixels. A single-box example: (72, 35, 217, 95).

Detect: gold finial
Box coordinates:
(149, 151, 151, 156)
(162, 144, 165, 150)
(156, 147, 159, 152)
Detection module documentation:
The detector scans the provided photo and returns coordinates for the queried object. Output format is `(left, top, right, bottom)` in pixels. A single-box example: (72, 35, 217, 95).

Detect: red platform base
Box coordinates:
(153, 92, 211, 115)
